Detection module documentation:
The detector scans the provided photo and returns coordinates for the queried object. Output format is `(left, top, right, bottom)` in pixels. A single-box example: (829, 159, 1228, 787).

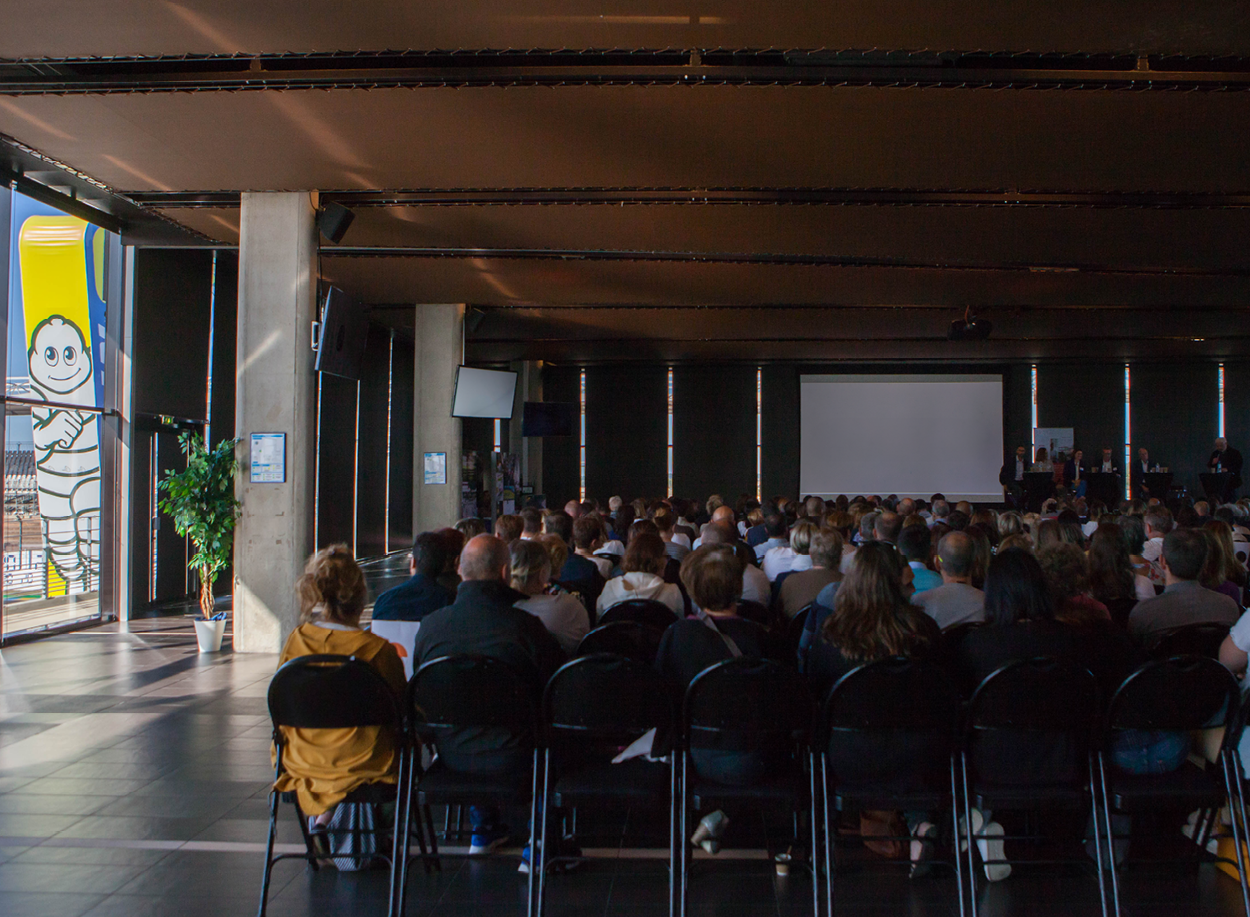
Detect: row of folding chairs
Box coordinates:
(259, 649, 1250, 917)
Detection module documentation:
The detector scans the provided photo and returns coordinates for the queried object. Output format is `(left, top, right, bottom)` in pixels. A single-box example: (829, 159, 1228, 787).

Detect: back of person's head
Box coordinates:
(520, 507, 544, 536)
(897, 497, 917, 517)
(1145, 507, 1174, 536)
(822, 541, 930, 662)
(297, 544, 366, 625)
(764, 512, 787, 539)
(955, 501, 974, 516)
(1203, 519, 1244, 587)
(998, 532, 1034, 552)
(710, 505, 735, 526)
(936, 531, 975, 578)
(1162, 527, 1207, 581)
(680, 544, 742, 611)
(509, 538, 552, 592)
(804, 495, 826, 519)
(874, 511, 904, 544)
(437, 527, 466, 572)
(967, 520, 1000, 550)
(998, 511, 1024, 538)
(412, 531, 449, 577)
(1215, 505, 1237, 528)
(706, 494, 725, 517)
(608, 495, 623, 513)
(698, 521, 736, 547)
(983, 547, 1055, 627)
(945, 509, 970, 531)
(455, 517, 487, 540)
(790, 519, 817, 555)
(494, 514, 522, 544)
(1036, 518, 1079, 552)
(1117, 514, 1147, 555)
(537, 533, 568, 576)
(1054, 511, 1084, 547)
(629, 518, 660, 544)
(860, 511, 880, 539)
(543, 510, 574, 543)
(572, 514, 603, 551)
(1037, 543, 1090, 602)
(746, 507, 765, 528)
(1088, 523, 1135, 602)
(614, 505, 636, 535)
(825, 510, 854, 536)
(932, 499, 950, 519)
(809, 529, 844, 569)
(623, 532, 667, 576)
(652, 506, 676, 532)
(564, 499, 582, 519)
(897, 523, 932, 563)
(459, 534, 511, 582)
(580, 499, 597, 517)
(1198, 527, 1228, 588)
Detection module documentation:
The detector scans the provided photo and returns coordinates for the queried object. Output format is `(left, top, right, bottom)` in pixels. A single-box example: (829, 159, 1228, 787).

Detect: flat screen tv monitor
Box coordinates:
(522, 401, 576, 437)
(314, 285, 370, 380)
(451, 366, 517, 419)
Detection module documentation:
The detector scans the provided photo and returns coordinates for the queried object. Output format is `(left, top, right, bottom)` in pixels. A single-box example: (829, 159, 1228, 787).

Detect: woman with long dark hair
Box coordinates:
(1087, 523, 1151, 627)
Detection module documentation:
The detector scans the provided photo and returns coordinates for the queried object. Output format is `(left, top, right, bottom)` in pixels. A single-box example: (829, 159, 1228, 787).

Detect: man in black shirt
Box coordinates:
(371, 531, 455, 621)
(1208, 437, 1244, 503)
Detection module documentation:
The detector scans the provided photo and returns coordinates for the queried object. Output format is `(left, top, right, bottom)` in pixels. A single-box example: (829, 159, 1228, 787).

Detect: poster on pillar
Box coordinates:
(7, 192, 109, 598)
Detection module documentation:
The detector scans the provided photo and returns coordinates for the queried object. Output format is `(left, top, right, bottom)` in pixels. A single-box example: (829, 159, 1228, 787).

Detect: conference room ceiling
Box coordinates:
(2, 3, 1249, 363)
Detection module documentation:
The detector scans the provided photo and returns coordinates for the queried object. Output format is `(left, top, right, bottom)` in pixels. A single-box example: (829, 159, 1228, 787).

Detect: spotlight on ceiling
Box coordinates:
(948, 308, 993, 342)
(317, 201, 355, 244)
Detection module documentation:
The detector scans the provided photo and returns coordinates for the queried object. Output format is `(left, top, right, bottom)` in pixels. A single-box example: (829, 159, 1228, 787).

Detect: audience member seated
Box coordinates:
(1128, 528, 1241, 641)
(754, 512, 788, 560)
(1037, 543, 1111, 626)
(572, 515, 613, 579)
(874, 510, 904, 546)
(700, 522, 770, 607)
(371, 532, 456, 622)
(494, 513, 523, 544)
(655, 545, 784, 786)
(275, 545, 406, 831)
(545, 510, 605, 605)
(509, 539, 591, 654)
(597, 533, 685, 618)
(914, 531, 986, 629)
(1086, 523, 1148, 628)
(519, 507, 544, 540)
(654, 506, 690, 562)
(455, 517, 487, 541)
(763, 519, 816, 582)
(1141, 507, 1173, 581)
(777, 528, 843, 620)
(899, 524, 942, 595)
(412, 534, 565, 853)
(1200, 519, 1246, 607)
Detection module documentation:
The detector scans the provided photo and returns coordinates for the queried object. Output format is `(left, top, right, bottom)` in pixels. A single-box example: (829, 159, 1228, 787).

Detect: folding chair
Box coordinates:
(575, 620, 660, 664)
(1096, 655, 1248, 917)
(599, 598, 681, 630)
(1146, 623, 1231, 661)
(258, 654, 410, 917)
(814, 656, 966, 917)
(959, 657, 1109, 917)
(536, 654, 677, 917)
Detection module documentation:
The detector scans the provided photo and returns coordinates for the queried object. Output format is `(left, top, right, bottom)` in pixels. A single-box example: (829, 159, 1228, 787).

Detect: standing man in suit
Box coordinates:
(999, 445, 1028, 509)
(1063, 448, 1088, 498)
(1208, 437, 1243, 503)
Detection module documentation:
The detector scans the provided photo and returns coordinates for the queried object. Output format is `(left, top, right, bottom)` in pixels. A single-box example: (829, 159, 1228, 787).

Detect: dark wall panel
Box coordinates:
(1037, 362, 1125, 460)
(540, 365, 581, 509)
(761, 364, 800, 502)
(130, 428, 151, 611)
(673, 364, 756, 504)
(584, 365, 667, 503)
(208, 251, 237, 450)
(355, 326, 392, 557)
(1003, 363, 1032, 461)
(316, 372, 357, 548)
(389, 333, 414, 543)
(1131, 363, 1219, 496)
(133, 249, 212, 420)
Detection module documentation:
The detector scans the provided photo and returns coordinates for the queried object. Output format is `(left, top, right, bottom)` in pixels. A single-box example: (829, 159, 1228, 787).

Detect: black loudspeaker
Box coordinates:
(317, 201, 355, 244)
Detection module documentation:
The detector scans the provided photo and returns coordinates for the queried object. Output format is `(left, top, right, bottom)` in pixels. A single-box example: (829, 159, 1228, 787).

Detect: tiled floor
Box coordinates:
(0, 615, 1247, 916)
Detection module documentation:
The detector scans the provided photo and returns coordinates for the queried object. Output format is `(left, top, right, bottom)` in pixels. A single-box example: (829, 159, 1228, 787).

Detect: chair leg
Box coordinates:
(423, 805, 440, 870)
(679, 749, 689, 917)
(1220, 750, 1250, 917)
(949, 756, 965, 917)
(960, 752, 978, 917)
(1086, 755, 1111, 917)
(821, 754, 833, 917)
(389, 747, 412, 917)
(1096, 753, 1122, 917)
(527, 748, 541, 917)
(536, 749, 552, 917)
(257, 754, 283, 917)
(808, 752, 821, 917)
(669, 755, 678, 917)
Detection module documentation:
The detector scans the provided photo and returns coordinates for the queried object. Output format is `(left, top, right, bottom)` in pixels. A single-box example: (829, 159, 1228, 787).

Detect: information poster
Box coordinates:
(250, 432, 286, 483)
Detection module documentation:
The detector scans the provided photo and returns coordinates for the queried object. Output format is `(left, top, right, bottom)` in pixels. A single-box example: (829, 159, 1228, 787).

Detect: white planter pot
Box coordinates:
(194, 618, 227, 653)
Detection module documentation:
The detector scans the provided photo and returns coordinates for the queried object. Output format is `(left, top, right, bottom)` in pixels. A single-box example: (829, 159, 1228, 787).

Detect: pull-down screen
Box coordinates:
(799, 374, 1004, 502)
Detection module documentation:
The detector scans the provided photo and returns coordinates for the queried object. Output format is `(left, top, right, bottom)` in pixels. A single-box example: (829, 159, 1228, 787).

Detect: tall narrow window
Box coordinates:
(756, 367, 763, 502)
(493, 418, 501, 452)
(352, 381, 361, 555)
(204, 250, 216, 444)
(1219, 363, 1226, 439)
(579, 370, 587, 501)
(384, 331, 394, 553)
(666, 368, 674, 496)
(314, 373, 323, 548)
(1124, 364, 1132, 501)
(1030, 364, 1038, 455)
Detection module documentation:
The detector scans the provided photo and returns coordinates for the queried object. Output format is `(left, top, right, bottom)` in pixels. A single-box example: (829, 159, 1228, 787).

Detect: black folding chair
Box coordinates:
(394, 655, 544, 917)
(785, 605, 812, 665)
(736, 598, 775, 628)
(679, 658, 814, 917)
(599, 598, 682, 630)
(814, 657, 966, 917)
(537, 654, 678, 917)
(1146, 622, 1232, 660)
(959, 658, 1109, 917)
(575, 620, 660, 664)
(259, 654, 410, 917)
(1096, 656, 1248, 917)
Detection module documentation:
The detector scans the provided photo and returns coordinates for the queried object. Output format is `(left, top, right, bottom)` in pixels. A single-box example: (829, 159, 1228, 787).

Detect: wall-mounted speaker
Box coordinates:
(317, 201, 355, 244)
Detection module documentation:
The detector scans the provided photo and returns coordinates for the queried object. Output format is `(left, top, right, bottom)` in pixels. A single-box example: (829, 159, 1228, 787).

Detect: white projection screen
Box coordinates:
(800, 374, 1005, 502)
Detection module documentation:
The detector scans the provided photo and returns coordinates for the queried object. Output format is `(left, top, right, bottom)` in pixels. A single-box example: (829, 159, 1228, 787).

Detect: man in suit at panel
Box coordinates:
(1208, 437, 1244, 503)
(1063, 448, 1088, 498)
(1134, 447, 1158, 499)
(1097, 447, 1121, 477)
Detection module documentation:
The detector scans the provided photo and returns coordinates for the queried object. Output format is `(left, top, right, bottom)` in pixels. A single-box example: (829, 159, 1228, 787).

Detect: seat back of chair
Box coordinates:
(575, 621, 658, 664)
(735, 599, 774, 627)
(599, 598, 679, 630)
(684, 657, 810, 750)
(1106, 655, 1238, 735)
(545, 653, 673, 745)
(268, 654, 401, 732)
(784, 606, 811, 657)
(409, 654, 540, 739)
(1147, 623, 1231, 661)
(368, 619, 421, 679)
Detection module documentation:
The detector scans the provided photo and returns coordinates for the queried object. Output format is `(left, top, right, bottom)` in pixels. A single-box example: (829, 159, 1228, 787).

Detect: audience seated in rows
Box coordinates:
(597, 532, 685, 617)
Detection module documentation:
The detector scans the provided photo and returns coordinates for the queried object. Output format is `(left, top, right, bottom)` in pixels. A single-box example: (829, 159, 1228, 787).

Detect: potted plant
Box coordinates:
(158, 432, 241, 652)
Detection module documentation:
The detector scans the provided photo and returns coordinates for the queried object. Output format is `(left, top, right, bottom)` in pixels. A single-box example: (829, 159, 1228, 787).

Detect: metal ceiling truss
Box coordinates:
(2, 49, 1250, 93)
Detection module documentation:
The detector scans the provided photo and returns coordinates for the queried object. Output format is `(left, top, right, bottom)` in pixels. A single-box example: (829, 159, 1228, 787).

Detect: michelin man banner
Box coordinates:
(8, 192, 108, 595)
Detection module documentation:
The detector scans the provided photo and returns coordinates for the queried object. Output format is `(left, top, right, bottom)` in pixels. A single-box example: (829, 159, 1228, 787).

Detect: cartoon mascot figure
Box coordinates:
(28, 316, 101, 592)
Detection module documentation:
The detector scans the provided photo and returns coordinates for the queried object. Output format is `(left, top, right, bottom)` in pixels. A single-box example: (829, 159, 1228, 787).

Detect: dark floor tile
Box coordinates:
(0, 813, 84, 838)
(128, 777, 269, 798)
(0, 891, 108, 917)
(0, 861, 150, 895)
(92, 793, 246, 820)
(12, 844, 172, 866)
(18, 777, 156, 796)
(46, 762, 172, 781)
(53, 815, 216, 842)
(0, 776, 34, 793)
(0, 794, 111, 816)
(81, 894, 268, 917)
(113, 850, 280, 898)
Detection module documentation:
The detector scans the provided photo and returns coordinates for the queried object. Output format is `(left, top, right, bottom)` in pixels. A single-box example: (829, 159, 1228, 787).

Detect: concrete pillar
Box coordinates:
(413, 304, 464, 533)
(509, 360, 543, 496)
(233, 192, 318, 653)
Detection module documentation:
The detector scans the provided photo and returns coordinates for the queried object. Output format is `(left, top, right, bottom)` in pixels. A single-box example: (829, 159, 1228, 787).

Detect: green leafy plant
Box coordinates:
(157, 433, 241, 619)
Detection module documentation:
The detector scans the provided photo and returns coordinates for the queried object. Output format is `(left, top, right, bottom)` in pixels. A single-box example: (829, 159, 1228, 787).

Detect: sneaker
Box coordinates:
(518, 840, 585, 874)
(469, 829, 510, 855)
(909, 822, 938, 879)
(978, 820, 1011, 882)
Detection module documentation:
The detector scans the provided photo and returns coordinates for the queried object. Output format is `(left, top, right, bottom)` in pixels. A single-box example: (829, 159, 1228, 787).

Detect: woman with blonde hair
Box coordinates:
(274, 545, 406, 835)
(510, 539, 590, 653)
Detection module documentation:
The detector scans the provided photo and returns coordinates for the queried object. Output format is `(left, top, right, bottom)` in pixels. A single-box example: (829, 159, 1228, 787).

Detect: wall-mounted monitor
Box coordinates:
(522, 401, 576, 437)
(451, 366, 517, 418)
(315, 285, 370, 380)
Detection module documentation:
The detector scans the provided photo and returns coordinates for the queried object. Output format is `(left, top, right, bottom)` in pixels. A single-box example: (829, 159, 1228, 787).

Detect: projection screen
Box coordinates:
(799, 374, 1004, 502)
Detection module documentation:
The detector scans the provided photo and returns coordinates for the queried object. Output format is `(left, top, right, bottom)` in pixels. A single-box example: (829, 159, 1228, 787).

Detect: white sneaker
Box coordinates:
(978, 820, 1011, 882)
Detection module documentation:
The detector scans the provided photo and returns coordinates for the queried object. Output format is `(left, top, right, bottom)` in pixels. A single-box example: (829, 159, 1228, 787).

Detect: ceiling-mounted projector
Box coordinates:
(948, 309, 993, 341)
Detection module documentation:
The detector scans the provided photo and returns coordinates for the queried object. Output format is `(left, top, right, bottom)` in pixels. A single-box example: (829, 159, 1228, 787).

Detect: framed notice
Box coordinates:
(424, 452, 447, 485)
(250, 432, 286, 483)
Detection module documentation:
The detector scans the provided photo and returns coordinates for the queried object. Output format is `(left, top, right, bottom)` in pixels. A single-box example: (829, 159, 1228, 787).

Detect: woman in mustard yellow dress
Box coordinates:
(273, 544, 406, 827)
